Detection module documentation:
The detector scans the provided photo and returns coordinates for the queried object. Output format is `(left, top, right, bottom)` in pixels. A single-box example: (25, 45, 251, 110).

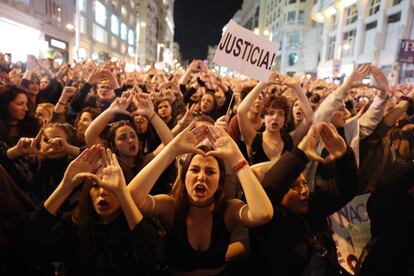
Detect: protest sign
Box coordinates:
(213, 20, 279, 82)
(332, 59, 342, 76)
(328, 193, 371, 275)
(397, 39, 414, 64)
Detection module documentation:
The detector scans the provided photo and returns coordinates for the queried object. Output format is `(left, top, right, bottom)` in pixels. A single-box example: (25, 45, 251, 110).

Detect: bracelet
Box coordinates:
(233, 159, 248, 173)
(148, 112, 156, 121)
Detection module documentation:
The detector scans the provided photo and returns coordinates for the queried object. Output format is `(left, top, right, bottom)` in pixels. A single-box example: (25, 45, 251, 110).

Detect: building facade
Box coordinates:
(233, 0, 260, 31)
(0, 0, 176, 69)
(0, 0, 75, 62)
(312, 0, 414, 83)
(258, 0, 322, 76)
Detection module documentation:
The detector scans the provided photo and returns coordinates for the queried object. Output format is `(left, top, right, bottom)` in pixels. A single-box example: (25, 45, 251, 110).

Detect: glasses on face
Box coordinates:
(291, 178, 309, 193)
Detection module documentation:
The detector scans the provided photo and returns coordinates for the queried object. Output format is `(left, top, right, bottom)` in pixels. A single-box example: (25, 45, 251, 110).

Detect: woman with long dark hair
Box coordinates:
(0, 85, 40, 147)
(128, 123, 273, 275)
(15, 146, 163, 275)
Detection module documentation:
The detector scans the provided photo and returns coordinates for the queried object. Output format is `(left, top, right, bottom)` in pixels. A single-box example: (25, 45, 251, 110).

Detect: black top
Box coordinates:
(249, 132, 293, 165)
(248, 147, 358, 276)
(165, 213, 230, 272)
(14, 206, 163, 276)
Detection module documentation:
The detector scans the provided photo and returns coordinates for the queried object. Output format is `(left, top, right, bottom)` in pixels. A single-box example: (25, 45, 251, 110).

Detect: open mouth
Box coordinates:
(97, 199, 110, 208)
(194, 184, 207, 195)
(270, 122, 278, 128)
(129, 145, 136, 151)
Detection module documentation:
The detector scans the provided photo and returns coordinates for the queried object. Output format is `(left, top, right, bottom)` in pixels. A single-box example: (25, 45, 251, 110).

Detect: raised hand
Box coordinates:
(206, 126, 243, 166)
(369, 66, 389, 99)
(279, 74, 301, 89)
(298, 122, 347, 164)
(108, 92, 132, 116)
(343, 64, 370, 91)
(267, 72, 283, 85)
(26, 55, 39, 71)
(179, 103, 197, 127)
(59, 86, 77, 105)
(171, 122, 207, 156)
(86, 67, 101, 85)
(214, 115, 229, 130)
(61, 145, 101, 189)
(319, 123, 347, 163)
(15, 128, 44, 157)
(133, 92, 155, 118)
(86, 148, 126, 194)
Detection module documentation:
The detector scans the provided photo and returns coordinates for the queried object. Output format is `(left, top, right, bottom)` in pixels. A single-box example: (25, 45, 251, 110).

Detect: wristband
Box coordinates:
(233, 159, 248, 173)
(148, 112, 156, 121)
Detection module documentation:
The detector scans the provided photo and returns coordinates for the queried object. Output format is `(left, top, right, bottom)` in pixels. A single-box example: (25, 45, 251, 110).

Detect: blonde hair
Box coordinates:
(37, 103, 54, 118)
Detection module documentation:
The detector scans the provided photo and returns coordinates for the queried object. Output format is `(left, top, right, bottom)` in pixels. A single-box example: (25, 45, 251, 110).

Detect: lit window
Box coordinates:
(111, 15, 119, 35)
(79, 0, 87, 12)
(121, 5, 127, 17)
(121, 23, 127, 40)
(93, 23, 107, 44)
(128, 29, 135, 45)
(345, 4, 358, 25)
(95, 1, 107, 26)
(342, 29, 356, 57)
(288, 52, 298, 66)
(369, 0, 381, 16)
(128, 46, 135, 56)
(327, 36, 336, 60)
(80, 16, 86, 34)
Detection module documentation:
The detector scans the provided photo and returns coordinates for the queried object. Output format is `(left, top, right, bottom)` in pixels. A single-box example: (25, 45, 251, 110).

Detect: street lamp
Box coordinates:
(342, 42, 350, 50)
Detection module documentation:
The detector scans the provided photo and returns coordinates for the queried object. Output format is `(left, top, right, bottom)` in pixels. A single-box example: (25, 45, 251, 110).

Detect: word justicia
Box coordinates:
(218, 32, 276, 70)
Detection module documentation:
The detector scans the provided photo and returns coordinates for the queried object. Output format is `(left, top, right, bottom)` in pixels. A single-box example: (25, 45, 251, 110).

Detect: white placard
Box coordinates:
(213, 20, 279, 82)
(328, 193, 371, 275)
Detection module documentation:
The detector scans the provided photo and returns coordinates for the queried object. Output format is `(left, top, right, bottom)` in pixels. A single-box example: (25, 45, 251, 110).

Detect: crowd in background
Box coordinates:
(0, 51, 413, 276)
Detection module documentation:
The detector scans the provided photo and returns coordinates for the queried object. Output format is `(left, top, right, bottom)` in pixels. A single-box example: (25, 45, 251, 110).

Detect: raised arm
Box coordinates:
(237, 81, 267, 147)
(44, 146, 100, 215)
(280, 74, 313, 145)
(314, 65, 370, 123)
(131, 93, 173, 162)
(206, 126, 273, 228)
(358, 66, 389, 138)
(84, 92, 132, 146)
(128, 123, 206, 218)
(85, 148, 143, 230)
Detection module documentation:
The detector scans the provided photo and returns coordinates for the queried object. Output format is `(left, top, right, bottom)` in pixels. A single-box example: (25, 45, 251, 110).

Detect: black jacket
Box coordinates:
(248, 147, 358, 275)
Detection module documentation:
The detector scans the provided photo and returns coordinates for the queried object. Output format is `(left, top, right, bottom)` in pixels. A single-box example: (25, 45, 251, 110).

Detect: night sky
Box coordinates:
(174, 0, 243, 62)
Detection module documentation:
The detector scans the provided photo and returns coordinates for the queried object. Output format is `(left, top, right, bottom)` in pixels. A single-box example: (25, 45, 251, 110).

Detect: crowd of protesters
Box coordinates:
(0, 51, 413, 276)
